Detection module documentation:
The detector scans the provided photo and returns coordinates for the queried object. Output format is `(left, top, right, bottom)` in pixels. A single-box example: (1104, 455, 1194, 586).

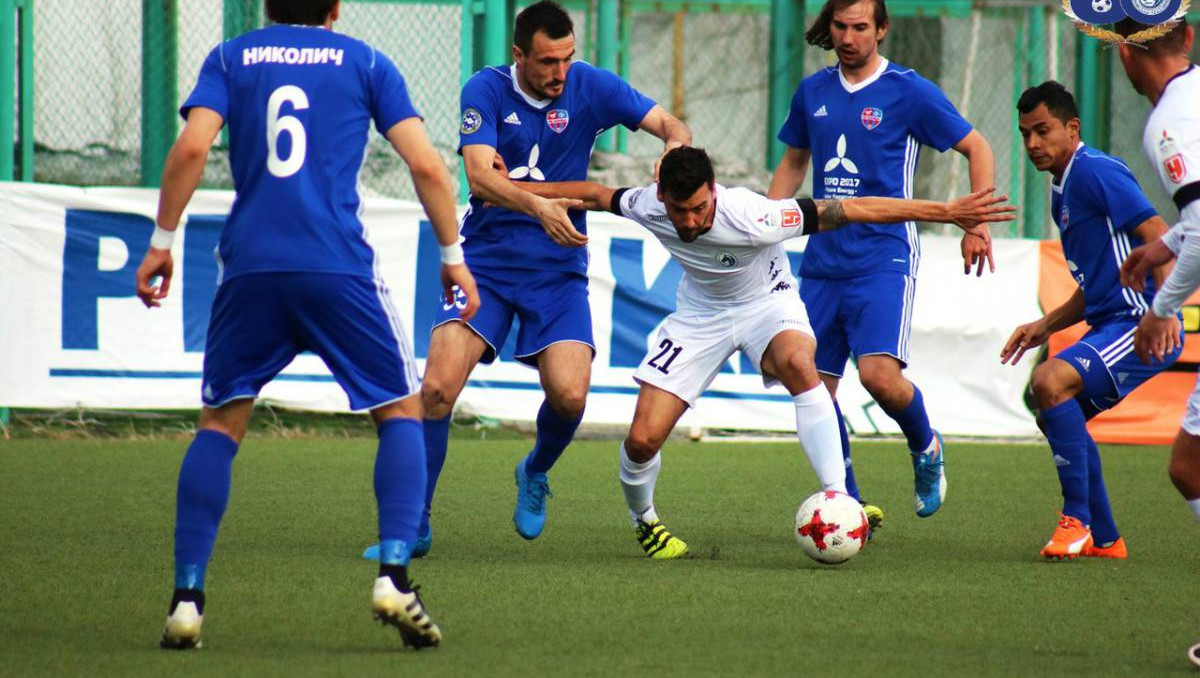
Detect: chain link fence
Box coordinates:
(22, 1, 1200, 235)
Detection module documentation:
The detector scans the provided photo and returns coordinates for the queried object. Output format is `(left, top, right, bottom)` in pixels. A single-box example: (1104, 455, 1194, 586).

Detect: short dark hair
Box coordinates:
(265, 0, 337, 26)
(658, 147, 715, 202)
(1017, 80, 1080, 125)
(806, 0, 889, 50)
(1114, 17, 1190, 56)
(514, 1, 574, 55)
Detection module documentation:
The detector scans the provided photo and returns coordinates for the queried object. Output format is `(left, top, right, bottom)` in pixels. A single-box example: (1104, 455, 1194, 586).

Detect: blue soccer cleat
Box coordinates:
(912, 430, 946, 517)
(513, 460, 552, 540)
(361, 526, 433, 561)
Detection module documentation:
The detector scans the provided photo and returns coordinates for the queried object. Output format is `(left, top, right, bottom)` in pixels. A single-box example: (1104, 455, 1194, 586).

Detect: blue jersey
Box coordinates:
(1051, 144, 1159, 326)
(777, 59, 972, 278)
(182, 25, 420, 282)
(458, 62, 655, 274)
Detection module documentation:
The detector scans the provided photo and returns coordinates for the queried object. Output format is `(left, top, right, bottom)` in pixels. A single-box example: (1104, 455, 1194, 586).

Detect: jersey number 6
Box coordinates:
(266, 85, 309, 178)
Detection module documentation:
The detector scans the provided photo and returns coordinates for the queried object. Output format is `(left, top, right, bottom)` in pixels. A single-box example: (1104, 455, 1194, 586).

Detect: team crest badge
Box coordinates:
(461, 108, 482, 135)
(860, 107, 883, 130)
(715, 251, 737, 268)
(546, 109, 570, 133)
(1063, 0, 1189, 45)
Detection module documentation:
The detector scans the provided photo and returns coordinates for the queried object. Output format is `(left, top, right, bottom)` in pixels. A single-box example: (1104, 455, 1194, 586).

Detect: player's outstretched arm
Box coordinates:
(954, 129, 999, 276)
(509, 181, 616, 213)
(1122, 216, 1175, 293)
(462, 144, 585, 247)
(767, 147, 812, 200)
(999, 289, 1085, 366)
(829, 188, 1015, 234)
(387, 117, 480, 320)
(136, 107, 223, 309)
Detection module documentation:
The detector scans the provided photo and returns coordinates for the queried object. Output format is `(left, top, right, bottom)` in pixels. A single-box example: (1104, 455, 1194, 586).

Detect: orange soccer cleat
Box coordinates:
(1084, 536, 1127, 559)
(1041, 514, 1093, 560)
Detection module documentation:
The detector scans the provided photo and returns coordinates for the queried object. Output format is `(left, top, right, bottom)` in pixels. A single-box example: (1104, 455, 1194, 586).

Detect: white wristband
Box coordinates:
(440, 241, 465, 265)
(150, 226, 176, 251)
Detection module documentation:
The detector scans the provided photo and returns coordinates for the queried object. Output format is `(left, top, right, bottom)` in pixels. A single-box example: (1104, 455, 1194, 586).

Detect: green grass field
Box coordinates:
(2, 434, 1198, 677)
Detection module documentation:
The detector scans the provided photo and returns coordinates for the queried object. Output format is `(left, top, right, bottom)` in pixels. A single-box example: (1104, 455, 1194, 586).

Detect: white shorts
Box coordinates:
(633, 294, 814, 407)
(1183, 375, 1200, 436)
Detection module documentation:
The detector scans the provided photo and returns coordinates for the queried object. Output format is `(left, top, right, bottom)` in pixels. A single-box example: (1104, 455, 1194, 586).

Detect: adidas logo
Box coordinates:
(1074, 356, 1091, 372)
(814, 104, 828, 117)
(1053, 454, 1070, 468)
(503, 112, 521, 125)
(1118, 372, 1129, 384)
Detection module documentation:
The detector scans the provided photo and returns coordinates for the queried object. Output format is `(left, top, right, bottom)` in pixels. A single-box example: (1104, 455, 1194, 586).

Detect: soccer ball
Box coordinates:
(794, 491, 870, 564)
(1091, 0, 1112, 12)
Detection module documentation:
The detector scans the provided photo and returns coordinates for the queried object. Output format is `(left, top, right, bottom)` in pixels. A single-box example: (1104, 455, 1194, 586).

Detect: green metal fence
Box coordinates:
(4, 0, 1200, 236)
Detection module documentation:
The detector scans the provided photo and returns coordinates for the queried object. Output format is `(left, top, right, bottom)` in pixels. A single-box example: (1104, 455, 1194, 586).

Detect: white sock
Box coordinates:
(619, 442, 661, 525)
(794, 385, 848, 493)
(1188, 497, 1200, 523)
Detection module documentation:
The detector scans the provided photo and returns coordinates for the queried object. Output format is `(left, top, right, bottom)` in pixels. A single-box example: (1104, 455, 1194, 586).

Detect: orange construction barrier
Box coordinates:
(1039, 241, 1200, 445)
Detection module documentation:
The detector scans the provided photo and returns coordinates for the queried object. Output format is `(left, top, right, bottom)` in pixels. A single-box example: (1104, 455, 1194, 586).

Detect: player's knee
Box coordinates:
(549, 388, 588, 420)
(625, 430, 664, 461)
(421, 379, 458, 419)
(780, 352, 820, 392)
(1029, 364, 1070, 410)
(858, 366, 904, 405)
(1168, 453, 1200, 497)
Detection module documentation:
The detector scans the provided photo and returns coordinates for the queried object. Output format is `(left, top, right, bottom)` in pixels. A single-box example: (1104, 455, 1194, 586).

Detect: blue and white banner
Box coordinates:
(0, 183, 1040, 436)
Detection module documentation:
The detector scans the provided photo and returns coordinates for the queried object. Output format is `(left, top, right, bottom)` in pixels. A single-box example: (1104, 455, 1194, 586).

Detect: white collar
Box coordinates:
(838, 57, 889, 93)
(510, 63, 552, 110)
(1052, 141, 1085, 193)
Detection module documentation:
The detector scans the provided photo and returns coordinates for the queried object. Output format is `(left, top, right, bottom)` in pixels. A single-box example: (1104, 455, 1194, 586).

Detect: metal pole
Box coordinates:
(223, 0, 260, 40)
(766, 0, 804, 171)
(1075, 32, 1099, 148)
(17, 0, 31, 181)
(483, 0, 508, 67)
(1010, 10, 1026, 236)
(1023, 5, 1045, 238)
(459, 0, 476, 202)
(1, 0, 15, 181)
(141, 0, 179, 187)
(595, 0, 619, 152)
(617, 0, 632, 153)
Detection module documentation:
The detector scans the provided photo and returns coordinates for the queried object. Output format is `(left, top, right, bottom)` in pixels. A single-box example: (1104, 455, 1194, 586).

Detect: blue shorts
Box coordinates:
(1056, 318, 1182, 415)
(202, 273, 419, 411)
(433, 266, 594, 366)
(800, 271, 916, 377)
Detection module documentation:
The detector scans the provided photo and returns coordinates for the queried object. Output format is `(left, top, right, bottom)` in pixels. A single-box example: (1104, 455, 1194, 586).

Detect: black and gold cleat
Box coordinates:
(372, 576, 442, 649)
(635, 519, 689, 560)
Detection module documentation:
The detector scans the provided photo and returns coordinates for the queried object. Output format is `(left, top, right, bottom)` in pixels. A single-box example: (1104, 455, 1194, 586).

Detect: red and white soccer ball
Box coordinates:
(794, 490, 869, 564)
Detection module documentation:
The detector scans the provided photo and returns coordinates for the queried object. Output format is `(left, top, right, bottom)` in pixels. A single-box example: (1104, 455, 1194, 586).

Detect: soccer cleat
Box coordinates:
(513, 461, 552, 540)
(362, 527, 433, 561)
(1041, 514, 1093, 560)
(160, 599, 204, 650)
(912, 430, 947, 517)
(861, 502, 884, 539)
(634, 519, 689, 560)
(372, 576, 442, 649)
(1084, 536, 1127, 559)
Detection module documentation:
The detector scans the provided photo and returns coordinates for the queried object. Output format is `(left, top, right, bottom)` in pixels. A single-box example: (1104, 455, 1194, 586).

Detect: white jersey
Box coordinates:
(1142, 65, 1200, 206)
(615, 183, 813, 314)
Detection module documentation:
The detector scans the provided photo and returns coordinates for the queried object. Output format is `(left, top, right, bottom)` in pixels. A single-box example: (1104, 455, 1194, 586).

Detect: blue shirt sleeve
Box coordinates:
(776, 83, 809, 149)
(584, 63, 656, 131)
(907, 75, 972, 152)
(457, 72, 499, 151)
(1079, 157, 1158, 233)
(370, 49, 421, 135)
(181, 44, 229, 121)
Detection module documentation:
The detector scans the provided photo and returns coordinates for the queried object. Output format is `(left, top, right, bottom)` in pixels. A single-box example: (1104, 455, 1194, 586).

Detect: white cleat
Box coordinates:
(371, 576, 442, 649)
(160, 601, 203, 650)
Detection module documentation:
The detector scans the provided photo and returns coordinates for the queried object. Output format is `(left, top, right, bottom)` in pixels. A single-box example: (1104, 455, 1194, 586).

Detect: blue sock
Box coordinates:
(1085, 436, 1120, 544)
(1040, 400, 1091, 525)
(174, 429, 239, 591)
(882, 385, 934, 454)
(832, 401, 860, 501)
(374, 417, 426, 566)
(523, 400, 582, 476)
(420, 415, 451, 535)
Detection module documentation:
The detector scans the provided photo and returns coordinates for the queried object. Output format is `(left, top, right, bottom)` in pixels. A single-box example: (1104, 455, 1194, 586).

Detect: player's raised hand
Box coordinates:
(534, 197, 587, 247)
(442, 263, 481, 322)
(1120, 240, 1174, 292)
(947, 187, 1017, 231)
(1133, 311, 1182, 365)
(1000, 319, 1049, 366)
(135, 248, 174, 309)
